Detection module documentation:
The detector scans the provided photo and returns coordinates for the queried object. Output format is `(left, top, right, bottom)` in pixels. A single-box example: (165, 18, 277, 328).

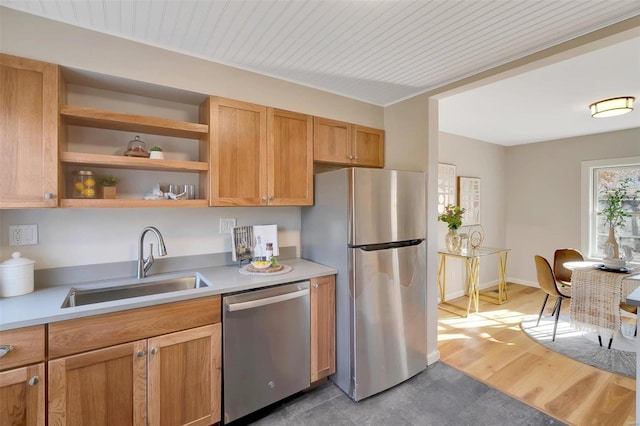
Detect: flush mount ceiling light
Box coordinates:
(589, 96, 635, 118)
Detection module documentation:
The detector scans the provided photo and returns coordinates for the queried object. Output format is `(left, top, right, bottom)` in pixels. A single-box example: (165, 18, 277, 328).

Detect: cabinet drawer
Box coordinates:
(49, 296, 221, 359)
(0, 325, 46, 371)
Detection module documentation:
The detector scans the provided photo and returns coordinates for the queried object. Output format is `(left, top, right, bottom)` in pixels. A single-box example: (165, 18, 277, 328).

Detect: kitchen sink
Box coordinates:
(61, 274, 211, 308)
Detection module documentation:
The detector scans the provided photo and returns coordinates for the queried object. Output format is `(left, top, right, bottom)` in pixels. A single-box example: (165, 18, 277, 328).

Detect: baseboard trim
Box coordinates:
(427, 349, 441, 365)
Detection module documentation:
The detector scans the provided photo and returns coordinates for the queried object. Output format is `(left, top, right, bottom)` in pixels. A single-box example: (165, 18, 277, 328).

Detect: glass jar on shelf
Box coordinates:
(124, 135, 149, 157)
(72, 170, 97, 199)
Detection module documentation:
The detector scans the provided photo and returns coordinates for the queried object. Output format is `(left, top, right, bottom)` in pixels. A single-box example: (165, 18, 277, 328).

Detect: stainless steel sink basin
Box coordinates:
(61, 274, 210, 308)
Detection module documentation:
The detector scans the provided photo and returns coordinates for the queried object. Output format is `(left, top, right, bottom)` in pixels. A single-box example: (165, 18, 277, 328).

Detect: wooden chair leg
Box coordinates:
(537, 294, 550, 327)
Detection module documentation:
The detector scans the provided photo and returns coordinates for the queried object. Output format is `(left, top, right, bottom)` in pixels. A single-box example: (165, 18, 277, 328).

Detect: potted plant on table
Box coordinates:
(97, 175, 120, 199)
(599, 177, 639, 261)
(438, 204, 466, 252)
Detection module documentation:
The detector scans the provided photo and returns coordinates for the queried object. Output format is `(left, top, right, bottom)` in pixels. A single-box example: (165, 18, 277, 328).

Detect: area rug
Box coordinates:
(520, 313, 636, 378)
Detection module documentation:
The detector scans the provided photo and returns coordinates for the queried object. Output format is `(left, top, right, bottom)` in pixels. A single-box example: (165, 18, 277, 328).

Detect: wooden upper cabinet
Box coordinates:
(313, 117, 351, 165)
(0, 54, 58, 208)
(352, 125, 384, 168)
(268, 108, 313, 206)
(209, 98, 313, 206)
(313, 117, 384, 168)
(209, 97, 267, 206)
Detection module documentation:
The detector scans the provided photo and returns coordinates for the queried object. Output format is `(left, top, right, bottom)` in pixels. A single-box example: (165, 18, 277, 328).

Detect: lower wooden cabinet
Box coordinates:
(48, 324, 221, 426)
(48, 340, 147, 425)
(148, 324, 221, 426)
(310, 275, 336, 382)
(0, 363, 45, 426)
(0, 325, 46, 426)
(47, 297, 222, 426)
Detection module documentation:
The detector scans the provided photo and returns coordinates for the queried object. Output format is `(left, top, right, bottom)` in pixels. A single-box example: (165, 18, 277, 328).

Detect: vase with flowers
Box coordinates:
(599, 177, 639, 264)
(438, 205, 466, 252)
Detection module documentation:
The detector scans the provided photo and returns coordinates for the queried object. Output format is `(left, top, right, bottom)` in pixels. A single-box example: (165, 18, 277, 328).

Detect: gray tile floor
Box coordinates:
(233, 362, 564, 426)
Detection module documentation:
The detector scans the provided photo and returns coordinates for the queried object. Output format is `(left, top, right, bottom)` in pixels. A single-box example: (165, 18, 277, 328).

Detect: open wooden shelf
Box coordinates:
(60, 198, 209, 208)
(60, 152, 208, 172)
(60, 105, 209, 139)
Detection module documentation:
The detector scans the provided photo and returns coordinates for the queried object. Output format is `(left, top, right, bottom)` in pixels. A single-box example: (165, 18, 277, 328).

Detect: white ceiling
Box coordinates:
(439, 35, 640, 145)
(1, 0, 639, 145)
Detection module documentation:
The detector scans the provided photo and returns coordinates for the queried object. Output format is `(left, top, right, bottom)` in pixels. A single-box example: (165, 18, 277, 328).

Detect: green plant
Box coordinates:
(438, 205, 466, 230)
(96, 175, 120, 187)
(599, 177, 639, 229)
(150, 145, 163, 152)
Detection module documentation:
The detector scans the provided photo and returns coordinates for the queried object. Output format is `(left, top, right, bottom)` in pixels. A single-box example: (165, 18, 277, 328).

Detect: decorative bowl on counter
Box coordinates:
(250, 260, 271, 269)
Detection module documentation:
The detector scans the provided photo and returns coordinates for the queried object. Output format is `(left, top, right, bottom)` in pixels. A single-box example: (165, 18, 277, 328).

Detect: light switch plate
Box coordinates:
(219, 218, 236, 234)
(9, 224, 39, 246)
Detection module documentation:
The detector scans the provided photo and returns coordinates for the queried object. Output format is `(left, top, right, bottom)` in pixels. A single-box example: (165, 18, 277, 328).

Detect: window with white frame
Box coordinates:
(583, 157, 640, 263)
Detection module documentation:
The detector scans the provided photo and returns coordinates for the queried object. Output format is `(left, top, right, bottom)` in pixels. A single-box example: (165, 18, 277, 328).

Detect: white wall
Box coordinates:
(438, 128, 640, 292)
(438, 132, 507, 297)
(506, 127, 640, 285)
(384, 95, 440, 364)
(1, 208, 300, 269)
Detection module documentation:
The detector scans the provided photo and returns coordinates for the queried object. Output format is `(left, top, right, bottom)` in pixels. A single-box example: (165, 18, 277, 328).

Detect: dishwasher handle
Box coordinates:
(225, 288, 309, 312)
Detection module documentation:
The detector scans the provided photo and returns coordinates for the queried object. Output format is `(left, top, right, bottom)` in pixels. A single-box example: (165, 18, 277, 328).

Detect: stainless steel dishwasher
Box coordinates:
(223, 281, 310, 423)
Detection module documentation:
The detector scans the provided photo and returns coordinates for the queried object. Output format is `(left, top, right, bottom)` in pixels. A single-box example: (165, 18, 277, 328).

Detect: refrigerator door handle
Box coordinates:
(354, 239, 424, 251)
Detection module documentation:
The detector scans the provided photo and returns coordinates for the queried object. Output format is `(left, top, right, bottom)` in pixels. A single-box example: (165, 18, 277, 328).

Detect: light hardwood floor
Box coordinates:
(438, 283, 636, 426)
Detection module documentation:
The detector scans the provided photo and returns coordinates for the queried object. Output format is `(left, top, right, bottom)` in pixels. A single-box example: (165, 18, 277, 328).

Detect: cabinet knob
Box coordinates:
(150, 347, 158, 355)
(347, 155, 353, 160)
(0, 345, 14, 357)
(313, 284, 319, 289)
(136, 350, 146, 358)
(261, 196, 268, 202)
(269, 196, 274, 201)
(28, 376, 40, 386)
(44, 192, 54, 200)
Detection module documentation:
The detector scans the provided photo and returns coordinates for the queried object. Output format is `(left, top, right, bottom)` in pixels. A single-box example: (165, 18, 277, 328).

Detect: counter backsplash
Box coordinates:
(34, 246, 297, 289)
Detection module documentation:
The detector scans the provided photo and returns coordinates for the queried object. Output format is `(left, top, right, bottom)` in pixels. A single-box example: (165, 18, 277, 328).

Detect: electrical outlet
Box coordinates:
(219, 218, 236, 234)
(9, 224, 39, 246)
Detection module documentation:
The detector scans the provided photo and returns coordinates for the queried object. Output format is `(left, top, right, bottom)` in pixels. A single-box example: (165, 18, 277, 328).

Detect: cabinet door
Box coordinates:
(310, 275, 336, 382)
(147, 324, 221, 426)
(268, 108, 313, 206)
(352, 125, 384, 168)
(0, 54, 58, 208)
(0, 363, 45, 426)
(210, 97, 267, 206)
(313, 117, 352, 165)
(48, 340, 147, 426)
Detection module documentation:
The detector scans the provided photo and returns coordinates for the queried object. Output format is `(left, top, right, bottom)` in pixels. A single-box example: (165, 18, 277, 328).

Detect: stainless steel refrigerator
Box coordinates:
(301, 168, 426, 401)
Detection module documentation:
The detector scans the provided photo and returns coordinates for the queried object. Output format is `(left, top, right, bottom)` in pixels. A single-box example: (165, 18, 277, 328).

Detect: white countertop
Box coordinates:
(0, 258, 336, 331)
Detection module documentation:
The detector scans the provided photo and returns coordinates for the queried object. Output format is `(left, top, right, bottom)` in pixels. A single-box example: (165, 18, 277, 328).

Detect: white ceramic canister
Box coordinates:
(0, 252, 35, 297)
